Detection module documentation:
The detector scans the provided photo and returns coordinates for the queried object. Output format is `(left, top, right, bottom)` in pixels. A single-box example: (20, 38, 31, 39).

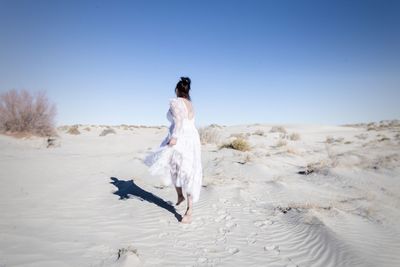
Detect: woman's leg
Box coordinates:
(175, 186, 185, 205)
(181, 194, 193, 223)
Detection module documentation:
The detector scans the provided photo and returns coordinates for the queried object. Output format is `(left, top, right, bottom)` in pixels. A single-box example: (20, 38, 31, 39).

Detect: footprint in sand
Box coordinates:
(254, 219, 273, 229)
(197, 257, 208, 263)
(158, 232, 168, 238)
(228, 247, 240, 255)
(115, 246, 141, 267)
(215, 214, 227, 222)
(225, 221, 237, 229)
(246, 232, 257, 245)
(264, 244, 280, 256)
(215, 235, 227, 244)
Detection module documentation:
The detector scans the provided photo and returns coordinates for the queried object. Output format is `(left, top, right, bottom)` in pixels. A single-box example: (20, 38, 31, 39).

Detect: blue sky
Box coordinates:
(0, 0, 399, 126)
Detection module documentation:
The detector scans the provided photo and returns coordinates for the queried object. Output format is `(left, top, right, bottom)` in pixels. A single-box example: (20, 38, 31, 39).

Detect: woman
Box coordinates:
(144, 77, 202, 224)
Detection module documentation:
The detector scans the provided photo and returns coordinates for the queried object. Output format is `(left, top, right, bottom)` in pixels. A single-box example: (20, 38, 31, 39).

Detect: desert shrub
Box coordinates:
(355, 133, 368, 140)
(220, 138, 250, 151)
(276, 139, 287, 147)
(57, 125, 69, 131)
(289, 132, 301, 141)
(209, 123, 223, 128)
(270, 126, 287, 134)
(326, 136, 344, 144)
(230, 133, 248, 139)
(378, 135, 390, 142)
(198, 126, 221, 144)
(83, 127, 91, 131)
(0, 89, 57, 137)
(67, 125, 80, 135)
(100, 128, 116, 136)
(252, 129, 265, 136)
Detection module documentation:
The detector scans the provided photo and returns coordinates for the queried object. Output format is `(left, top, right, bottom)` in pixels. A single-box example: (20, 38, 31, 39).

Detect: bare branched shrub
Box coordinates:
(377, 135, 390, 142)
(67, 125, 80, 135)
(355, 133, 368, 140)
(0, 89, 57, 137)
(220, 138, 250, 151)
(57, 125, 69, 131)
(326, 136, 335, 144)
(252, 129, 265, 136)
(325, 136, 344, 144)
(100, 127, 116, 136)
(198, 126, 221, 144)
(83, 127, 91, 131)
(289, 132, 301, 141)
(276, 139, 287, 147)
(270, 126, 287, 134)
(230, 133, 248, 139)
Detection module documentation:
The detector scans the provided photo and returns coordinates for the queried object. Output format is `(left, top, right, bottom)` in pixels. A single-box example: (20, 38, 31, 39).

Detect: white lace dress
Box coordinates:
(144, 97, 203, 203)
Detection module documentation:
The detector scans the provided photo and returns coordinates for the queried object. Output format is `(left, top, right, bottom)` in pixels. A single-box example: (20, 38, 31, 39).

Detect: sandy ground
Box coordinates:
(0, 122, 400, 267)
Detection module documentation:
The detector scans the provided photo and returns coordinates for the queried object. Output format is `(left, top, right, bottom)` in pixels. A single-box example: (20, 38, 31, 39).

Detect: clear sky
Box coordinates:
(0, 0, 399, 126)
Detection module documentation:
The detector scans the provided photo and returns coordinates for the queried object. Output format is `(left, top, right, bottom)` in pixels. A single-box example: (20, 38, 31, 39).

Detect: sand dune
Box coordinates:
(0, 122, 399, 266)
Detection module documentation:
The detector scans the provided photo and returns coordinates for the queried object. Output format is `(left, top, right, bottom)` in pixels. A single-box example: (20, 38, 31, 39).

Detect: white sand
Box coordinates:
(1, 123, 399, 266)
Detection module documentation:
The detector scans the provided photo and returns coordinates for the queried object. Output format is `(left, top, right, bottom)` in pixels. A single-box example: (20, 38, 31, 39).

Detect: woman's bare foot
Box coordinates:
(176, 195, 185, 206)
(181, 208, 192, 224)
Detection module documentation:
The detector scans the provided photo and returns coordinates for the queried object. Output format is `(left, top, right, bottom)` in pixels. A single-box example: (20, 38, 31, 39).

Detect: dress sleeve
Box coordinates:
(170, 99, 183, 139)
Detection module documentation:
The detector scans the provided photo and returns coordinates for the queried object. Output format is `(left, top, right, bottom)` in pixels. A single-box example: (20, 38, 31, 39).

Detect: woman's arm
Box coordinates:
(169, 99, 183, 146)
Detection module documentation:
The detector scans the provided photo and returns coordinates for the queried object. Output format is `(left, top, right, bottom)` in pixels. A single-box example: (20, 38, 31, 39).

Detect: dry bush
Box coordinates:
(286, 147, 299, 155)
(230, 132, 248, 139)
(252, 129, 265, 136)
(100, 128, 116, 136)
(0, 89, 57, 137)
(57, 125, 69, 131)
(67, 125, 80, 135)
(276, 139, 287, 147)
(209, 123, 223, 129)
(377, 135, 390, 142)
(83, 127, 91, 131)
(289, 132, 301, 141)
(355, 133, 368, 140)
(325, 136, 344, 144)
(198, 126, 221, 144)
(270, 126, 287, 134)
(220, 138, 250, 151)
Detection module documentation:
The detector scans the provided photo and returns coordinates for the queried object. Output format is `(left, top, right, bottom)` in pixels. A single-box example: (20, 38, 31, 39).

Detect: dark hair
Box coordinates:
(175, 77, 191, 100)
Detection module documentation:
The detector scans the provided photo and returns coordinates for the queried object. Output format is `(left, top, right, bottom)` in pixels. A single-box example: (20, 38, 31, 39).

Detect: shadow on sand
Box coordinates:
(110, 177, 182, 222)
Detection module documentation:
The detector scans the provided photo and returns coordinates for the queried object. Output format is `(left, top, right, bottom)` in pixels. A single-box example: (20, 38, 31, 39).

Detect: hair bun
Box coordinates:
(180, 77, 191, 86)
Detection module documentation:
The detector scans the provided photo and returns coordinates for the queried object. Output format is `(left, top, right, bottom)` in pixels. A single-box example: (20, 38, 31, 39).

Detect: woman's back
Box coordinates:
(179, 97, 195, 120)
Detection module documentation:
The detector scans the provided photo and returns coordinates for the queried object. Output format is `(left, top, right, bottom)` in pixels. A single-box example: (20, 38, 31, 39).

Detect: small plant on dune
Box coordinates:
(326, 136, 335, 144)
(325, 136, 344, 144)
(230, 132, 248, 139)
(198, 125, 221, 145)
(100, 127, 116, 136)
(67, 125, 80, 135)
(276, 139, 287, 147)
(220, 137, 250, 151)
(289, 132, 301, 141)
(0, 89, 57, 137)
(83, 127, 91, 131)
(355, 133, 368, 140)
(57, 125, 69, 131)
(377, 135, 390, 142)
(252, 129, 265, 136)
(270, 126, 287, 134)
